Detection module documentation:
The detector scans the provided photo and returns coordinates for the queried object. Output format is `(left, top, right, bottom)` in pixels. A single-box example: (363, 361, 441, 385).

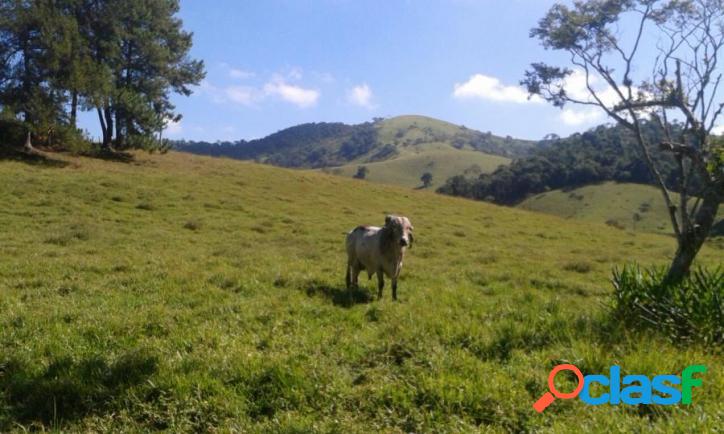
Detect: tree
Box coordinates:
(0, 1, 66, 146)
(421, 172, 433, 188)
(97, 0, 204, 150)
(0, 0, 204, 151)
(354, 165, 369, 179)
(522, 0, 724, 282)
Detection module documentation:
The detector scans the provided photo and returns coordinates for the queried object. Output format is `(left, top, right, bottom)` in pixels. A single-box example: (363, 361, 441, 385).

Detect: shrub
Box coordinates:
(611, 264, 723, 345)
(353, 165, 368, 180)
(46, 124, 93, 153)
(0, 118, 27, 149)
(183, 220, 202, 231)
(605, 219, 626, 230)
(563, 261, 593, 273)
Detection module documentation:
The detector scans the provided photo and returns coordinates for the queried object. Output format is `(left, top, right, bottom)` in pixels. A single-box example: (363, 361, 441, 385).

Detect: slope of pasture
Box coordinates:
(519, 182, 724, 235)
(376, 115, 533, 157)
(0, 152, 721, 433)
(328, 149, 509, 189)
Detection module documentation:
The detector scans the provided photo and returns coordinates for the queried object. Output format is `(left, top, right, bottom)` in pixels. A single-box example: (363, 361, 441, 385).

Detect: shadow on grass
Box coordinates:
(0, 147, 70, 168)
(0, 348, 158, 430)
(303, 279, 373, 307)
(81, 148, 134, 163)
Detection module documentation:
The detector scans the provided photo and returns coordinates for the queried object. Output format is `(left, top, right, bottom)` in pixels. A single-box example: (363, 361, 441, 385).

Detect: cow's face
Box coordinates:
(385, 215, 414, 248)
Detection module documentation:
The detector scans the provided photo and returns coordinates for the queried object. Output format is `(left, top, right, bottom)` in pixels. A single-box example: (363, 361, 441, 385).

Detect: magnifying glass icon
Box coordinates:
(533, 364, 584, 413)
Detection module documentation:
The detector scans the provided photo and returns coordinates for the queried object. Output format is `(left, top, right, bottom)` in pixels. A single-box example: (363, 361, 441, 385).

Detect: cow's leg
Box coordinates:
(351, 263, 361, 289)
(345, 261, 352, 289)
(377, 270, 384, 299)
(392, 278, 398, 301)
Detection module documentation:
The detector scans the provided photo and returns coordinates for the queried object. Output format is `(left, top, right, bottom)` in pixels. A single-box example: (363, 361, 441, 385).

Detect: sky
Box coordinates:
(76, 0, 638, 142)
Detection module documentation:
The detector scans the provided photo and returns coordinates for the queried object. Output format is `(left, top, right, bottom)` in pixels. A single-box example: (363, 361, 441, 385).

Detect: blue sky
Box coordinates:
(79, 0, 621, 142)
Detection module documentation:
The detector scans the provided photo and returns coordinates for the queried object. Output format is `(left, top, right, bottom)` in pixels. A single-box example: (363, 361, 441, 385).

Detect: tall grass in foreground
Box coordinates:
(1, 152, 722, 432)
(611, 264, 723, 346)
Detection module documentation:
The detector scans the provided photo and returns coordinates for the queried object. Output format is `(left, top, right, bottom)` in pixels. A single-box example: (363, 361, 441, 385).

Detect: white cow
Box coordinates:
(345, 215, 414, 300)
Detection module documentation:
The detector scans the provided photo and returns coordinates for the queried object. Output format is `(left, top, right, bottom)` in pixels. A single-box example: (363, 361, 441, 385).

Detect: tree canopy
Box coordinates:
(0, 0, 204, 151)
(520, 0, 724, 280)
(438, 121, 685, 204)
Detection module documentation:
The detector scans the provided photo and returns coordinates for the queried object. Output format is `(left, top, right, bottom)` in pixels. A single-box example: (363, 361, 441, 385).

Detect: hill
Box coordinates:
(321, 116, 514, 189)
(325, 148, 509, 189)
(518, 182, 724, 235)
(174, 115, 532, 188)
(438, 121, 690, 205)
(0, 151, 721, 432)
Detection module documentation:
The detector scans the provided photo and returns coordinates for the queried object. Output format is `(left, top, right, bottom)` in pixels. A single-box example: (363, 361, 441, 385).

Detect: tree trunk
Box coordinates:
(115, 110, 125, 148)
(104, 104, 114, 149)
(23, 131, 34, 152)
(97, 106, 109, 148)
(70, 90, 78, 128)
(666, 185, 722, 282)
(20, 31, 32, 125)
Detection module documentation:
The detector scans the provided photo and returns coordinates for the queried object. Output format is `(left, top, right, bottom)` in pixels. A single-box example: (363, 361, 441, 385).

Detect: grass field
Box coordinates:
(375, 115, 532, 156)
(325, 115, 517, 189)
(518, 182, 724, 235)
(0, 151, 721, 432)
(328, 149, 509, 189)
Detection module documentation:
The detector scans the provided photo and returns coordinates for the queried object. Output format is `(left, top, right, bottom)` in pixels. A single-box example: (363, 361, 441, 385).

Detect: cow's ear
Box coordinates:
(385, 215, 393, 226)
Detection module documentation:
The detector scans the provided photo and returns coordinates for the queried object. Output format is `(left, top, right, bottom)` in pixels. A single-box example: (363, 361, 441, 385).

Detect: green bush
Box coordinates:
(48, 124, 93, 153)
(611, 264, 723, 346)
(0, 118, 92, 153)
(0, 118, 27, 149)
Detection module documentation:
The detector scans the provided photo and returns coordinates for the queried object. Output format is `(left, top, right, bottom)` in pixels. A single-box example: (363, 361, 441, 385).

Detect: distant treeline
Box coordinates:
(175, 122, 377, 168)
(0, 0, 203, 151)
(437, 121, 695, 205)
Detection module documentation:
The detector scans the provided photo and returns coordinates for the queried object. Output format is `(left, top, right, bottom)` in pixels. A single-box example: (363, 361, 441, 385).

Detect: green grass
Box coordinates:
(518, 181, 724, 235)
(323, 115, 520, 189)
(327, 149, 509, 189)
(0, 152, 721, 432)
(376, 115, 532, 155)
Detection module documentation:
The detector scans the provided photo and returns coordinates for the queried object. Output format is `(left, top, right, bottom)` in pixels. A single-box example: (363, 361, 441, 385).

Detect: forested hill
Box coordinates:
(437, 121, 697, 205)
(172, 115, 535, 169)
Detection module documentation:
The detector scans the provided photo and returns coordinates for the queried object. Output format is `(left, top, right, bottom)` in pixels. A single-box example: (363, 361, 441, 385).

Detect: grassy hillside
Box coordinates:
(0, 152, 721, 432)
(326, 149, 509, 189)
(376, 115, 532, 157)
(324, 115, 519, 189)
(519, 182, 724, 235)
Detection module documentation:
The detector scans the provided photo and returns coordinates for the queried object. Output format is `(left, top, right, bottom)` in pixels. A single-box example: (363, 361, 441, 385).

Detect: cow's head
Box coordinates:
(385, 215, 414, 248)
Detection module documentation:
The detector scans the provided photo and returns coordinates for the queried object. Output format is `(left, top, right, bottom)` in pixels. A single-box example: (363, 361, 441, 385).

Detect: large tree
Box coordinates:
(0, 0, 204, 150)
(523, 0, 724, 281)
(0, 0, 67, 144)
(107, 0, 204, 149)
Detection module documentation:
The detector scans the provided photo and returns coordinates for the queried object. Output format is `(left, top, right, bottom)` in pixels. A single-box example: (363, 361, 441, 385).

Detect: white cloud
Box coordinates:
(263, 78, 319, 108)
(229, 68, 255, 79)
(225, 86, 258, 106)
(197, 80, 227, 104)
(560, 108, 604, 126)
(561, 69, 620, 107)
(164, 119, 183, 136)
(556, 69, 658, 127)
(453, 74, 541, 104)
(201, 80, 319, 109)
(712, 124, 724, 135)
(347, 83, 375, 109)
